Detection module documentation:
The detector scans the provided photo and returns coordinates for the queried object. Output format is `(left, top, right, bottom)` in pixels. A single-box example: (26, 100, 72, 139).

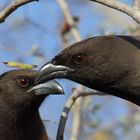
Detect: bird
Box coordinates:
(0, 69, 63, 140)
(36, 35, 140, 106)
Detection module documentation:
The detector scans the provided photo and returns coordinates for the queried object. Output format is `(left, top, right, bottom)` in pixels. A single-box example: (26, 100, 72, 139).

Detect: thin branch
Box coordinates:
(57, 0, 81, 42)
(56, 90, 107, 140)
(0, 0, 38, 23)
(69, 87, 84, 140)
(90, 0, 140, 23)
(134, 0, 140, 10)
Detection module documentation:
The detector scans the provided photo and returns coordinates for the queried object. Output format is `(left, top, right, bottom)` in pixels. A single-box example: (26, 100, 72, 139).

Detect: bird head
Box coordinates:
(0, 69, 64, 115)
(35, 36, 140, 106)
(35, 38, 97, 86)
(36, 37, 127, 88)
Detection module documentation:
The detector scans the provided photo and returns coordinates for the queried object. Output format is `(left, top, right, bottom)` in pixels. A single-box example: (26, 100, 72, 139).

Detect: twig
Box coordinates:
(57, 0, 81, 42)
(42, 119, 58, 124)
(56, 90, 107, 140)
(0, 0, 38, 23)
(90, 0, 140, 23)
(134, 0, 140, 10)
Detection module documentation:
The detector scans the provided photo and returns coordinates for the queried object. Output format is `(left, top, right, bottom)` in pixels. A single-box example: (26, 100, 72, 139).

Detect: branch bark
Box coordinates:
(90, 0, 140, 23)
(56, 90, 107, 140)
(134, 0, 140, 10)
(0, 0, 38, 23)
(57, 0, 81, 42)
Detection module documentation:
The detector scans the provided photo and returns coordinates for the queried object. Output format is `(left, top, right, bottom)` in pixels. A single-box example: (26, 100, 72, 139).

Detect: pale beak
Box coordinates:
(27, 80, 64, 96)
(35, 63, 74, 84)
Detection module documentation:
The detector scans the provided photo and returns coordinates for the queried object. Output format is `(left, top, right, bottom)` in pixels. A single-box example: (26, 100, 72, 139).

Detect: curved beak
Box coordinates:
(35, 63, 74, 84)
(27, 80, 64, 96)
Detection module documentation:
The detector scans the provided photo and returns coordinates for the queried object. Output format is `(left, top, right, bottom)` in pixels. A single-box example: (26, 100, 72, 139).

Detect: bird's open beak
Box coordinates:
(27, 80, 64, 96)
(35, 63, 74, 84)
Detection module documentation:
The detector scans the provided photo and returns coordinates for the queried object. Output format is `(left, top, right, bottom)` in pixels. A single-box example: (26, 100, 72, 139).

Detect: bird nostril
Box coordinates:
(52, 61, 57, 65)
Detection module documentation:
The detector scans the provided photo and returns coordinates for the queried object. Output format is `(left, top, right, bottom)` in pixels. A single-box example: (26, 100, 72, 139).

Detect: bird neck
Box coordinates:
(0, 110, 48, 140)
(73, 63, 140, 106)
(18, 111, 48, 140)
(83, 74, 140, 106)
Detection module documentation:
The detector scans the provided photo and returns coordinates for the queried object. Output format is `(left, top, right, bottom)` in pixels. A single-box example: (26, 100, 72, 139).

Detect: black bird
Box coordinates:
(36, 35, 140, 106)
(0, 69, 63, 140)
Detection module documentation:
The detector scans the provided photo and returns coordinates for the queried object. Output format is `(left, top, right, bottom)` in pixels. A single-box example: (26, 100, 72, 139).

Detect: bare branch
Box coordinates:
(56, 90, 107, 140)
(90, 0, 140, 23)
(57, 0, 81, 42)
(0, 0, 38, 23)
(134, 0, 140, 10)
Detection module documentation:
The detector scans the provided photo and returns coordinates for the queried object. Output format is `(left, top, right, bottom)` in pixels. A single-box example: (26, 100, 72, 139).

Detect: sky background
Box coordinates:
(0, 0, 140, 140)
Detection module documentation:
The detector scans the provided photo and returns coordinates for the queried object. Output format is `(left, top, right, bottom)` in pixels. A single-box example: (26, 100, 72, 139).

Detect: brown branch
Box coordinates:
(90, 0, 140, 23)
(0, 0, 38, 23)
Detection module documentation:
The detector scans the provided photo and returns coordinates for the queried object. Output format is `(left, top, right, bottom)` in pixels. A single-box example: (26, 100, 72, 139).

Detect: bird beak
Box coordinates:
(35, 63, 74, 84)
(27, 80, 64, 96)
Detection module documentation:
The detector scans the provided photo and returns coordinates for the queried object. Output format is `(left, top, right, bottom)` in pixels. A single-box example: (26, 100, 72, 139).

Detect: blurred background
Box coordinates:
(0, 0, 140, 140)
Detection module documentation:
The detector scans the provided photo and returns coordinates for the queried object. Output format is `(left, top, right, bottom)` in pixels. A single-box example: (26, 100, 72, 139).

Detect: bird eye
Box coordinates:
(17, 77, 29, 88)
(73, 54, 85, 65)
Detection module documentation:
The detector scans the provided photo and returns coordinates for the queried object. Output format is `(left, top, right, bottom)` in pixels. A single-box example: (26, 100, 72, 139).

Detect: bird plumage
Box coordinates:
(36, 35, 140, 105)
(0, 69, 63, 140)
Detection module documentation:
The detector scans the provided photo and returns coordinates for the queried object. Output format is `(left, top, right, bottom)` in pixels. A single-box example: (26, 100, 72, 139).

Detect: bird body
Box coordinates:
(0, 69, 63, 140)
(36, 35, 140, 105)
(0, 111, 47, 140)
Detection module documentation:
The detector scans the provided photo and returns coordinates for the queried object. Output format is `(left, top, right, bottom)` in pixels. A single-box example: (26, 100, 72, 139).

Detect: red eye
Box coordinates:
(17, 77, 29, 88)
(73, 54, 85, 65)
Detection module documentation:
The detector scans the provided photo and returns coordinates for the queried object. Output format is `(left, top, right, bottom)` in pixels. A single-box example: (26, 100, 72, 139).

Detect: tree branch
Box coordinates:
(90, 0, 140, 23)
(57, 0, 81, 42)
(0, 0, 38, 23)
(56, 90, 107, 140)
(134, 0, 140, 10)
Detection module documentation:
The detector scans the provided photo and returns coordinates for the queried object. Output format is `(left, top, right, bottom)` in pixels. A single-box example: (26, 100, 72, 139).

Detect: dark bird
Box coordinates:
(0, 69, 63, 140)
(36, 35, 140, 106)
